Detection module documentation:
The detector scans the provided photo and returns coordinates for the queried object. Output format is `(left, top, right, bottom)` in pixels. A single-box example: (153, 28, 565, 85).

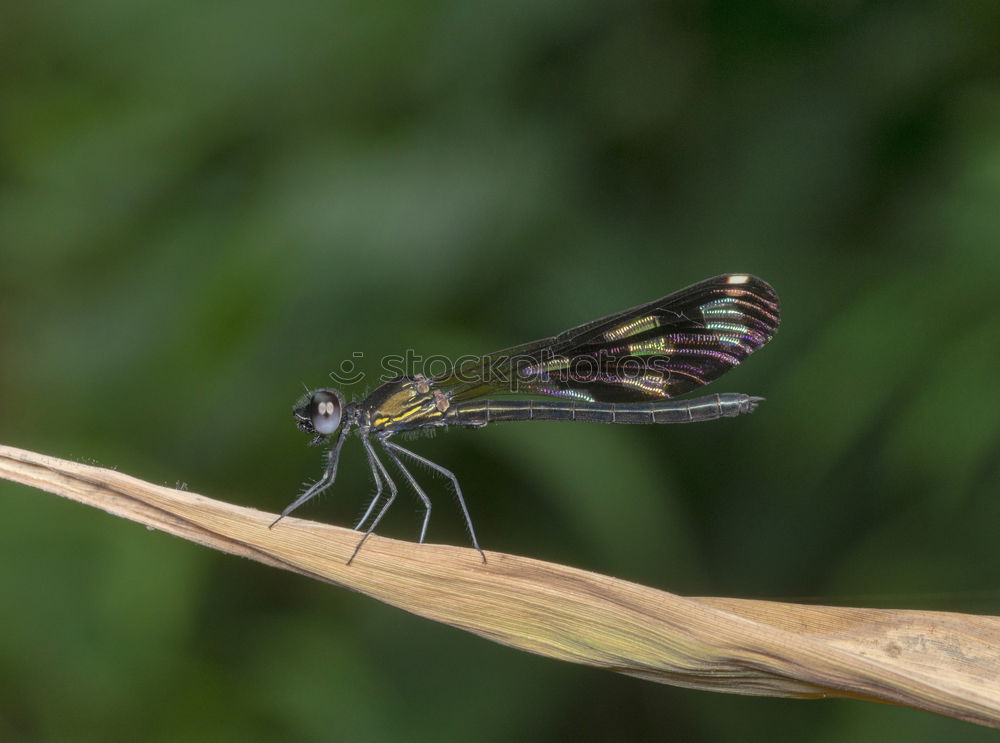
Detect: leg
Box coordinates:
(383, 439, 485, 563)
(347, 437, 398, 565)
(271, 425, 350, 527)
(380, 441, 432, 544)
(354, 435, 385, 531)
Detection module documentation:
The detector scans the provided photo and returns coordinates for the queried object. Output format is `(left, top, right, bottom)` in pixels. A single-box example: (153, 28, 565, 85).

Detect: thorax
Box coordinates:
(361, 375, 451, 432)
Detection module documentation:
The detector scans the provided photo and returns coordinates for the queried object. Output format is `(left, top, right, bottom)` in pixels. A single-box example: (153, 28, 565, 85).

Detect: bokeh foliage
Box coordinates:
(2, 1, 999, 740)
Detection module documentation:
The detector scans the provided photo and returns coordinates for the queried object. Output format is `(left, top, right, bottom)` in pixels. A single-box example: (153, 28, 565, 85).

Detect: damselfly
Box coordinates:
(275, 273, 780, 562)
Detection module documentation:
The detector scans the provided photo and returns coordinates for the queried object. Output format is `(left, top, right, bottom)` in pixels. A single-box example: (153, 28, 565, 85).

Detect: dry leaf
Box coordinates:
(2, 444, 998, 728)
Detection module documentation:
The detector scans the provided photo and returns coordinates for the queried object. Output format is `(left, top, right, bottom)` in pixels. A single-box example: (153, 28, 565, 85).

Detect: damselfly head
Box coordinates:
(293, 388, 345, 437)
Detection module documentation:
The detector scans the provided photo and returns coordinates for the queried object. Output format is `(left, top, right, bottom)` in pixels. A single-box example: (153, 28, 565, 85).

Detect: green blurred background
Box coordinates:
(2, 1, 1000, 740)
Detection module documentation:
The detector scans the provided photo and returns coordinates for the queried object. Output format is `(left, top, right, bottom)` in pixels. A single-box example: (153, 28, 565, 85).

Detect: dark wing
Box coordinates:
(435, 274, 780, 404)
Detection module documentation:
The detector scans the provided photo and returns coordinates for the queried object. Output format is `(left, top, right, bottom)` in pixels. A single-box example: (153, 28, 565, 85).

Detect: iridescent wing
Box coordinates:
(436, 274, 779, 404)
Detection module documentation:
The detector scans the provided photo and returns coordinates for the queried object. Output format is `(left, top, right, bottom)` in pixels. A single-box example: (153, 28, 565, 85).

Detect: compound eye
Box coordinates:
(309, 390, 343, 435)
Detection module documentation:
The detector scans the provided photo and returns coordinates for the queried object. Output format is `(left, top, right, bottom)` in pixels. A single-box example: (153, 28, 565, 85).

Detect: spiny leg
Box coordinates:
(354, 435, 385, 532)
(383, 439, 485, 563)
(380, 441, 432, 545)
(347, 436, 397, 565)
(271, 425, 350, 528)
